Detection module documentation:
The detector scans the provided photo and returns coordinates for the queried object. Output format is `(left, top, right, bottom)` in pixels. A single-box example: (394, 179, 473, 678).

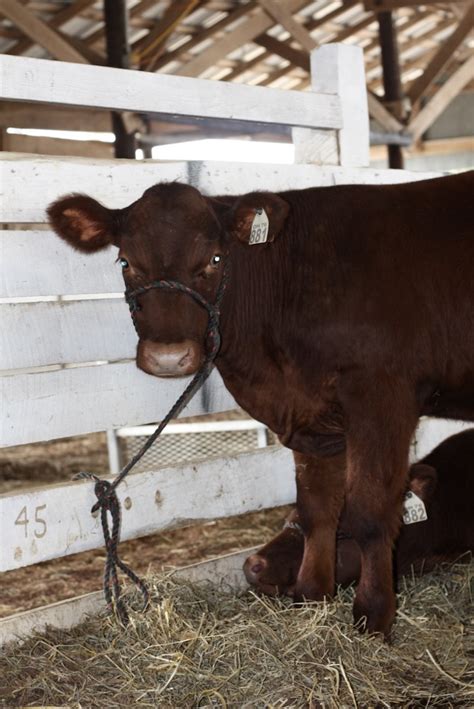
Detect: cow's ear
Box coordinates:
(408, 463, 437, 502)
(47, 194, 120, 253)
(227, 192, 289, 245)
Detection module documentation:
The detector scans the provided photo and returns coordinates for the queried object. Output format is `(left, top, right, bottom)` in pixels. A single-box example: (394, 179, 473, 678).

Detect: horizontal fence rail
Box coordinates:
(0, 230, 122, 298)
(0, 154, 442, 223)
(0, 446, 295, 572)
(1, 365, 236, 447)
(0, 299, 132, 369)
(0, 54, 342, 131)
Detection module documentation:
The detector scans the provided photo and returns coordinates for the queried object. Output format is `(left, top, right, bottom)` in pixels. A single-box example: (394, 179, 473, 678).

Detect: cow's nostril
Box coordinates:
(137, 339, 202, 377)
(244, 554, 267, 584)
(178, 348, 193, 369)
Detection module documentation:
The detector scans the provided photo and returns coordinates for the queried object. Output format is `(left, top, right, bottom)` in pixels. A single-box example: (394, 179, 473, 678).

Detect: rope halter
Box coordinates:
(75, 258, 229, 624)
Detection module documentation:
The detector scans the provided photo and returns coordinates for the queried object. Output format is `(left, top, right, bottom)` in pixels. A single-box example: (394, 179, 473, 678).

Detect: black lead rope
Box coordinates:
(75, 262, 229, 625)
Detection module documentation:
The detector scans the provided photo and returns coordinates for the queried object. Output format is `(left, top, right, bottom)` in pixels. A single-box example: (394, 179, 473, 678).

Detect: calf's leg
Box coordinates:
(342, 376, 418, 638)
(294, 451, 346, 600)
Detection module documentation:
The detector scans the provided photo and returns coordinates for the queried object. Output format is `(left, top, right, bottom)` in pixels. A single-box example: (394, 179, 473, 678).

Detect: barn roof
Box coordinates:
(0, 1, 473, 149)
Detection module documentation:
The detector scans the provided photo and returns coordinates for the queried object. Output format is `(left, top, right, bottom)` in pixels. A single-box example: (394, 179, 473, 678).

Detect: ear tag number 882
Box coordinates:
(402, 491, 428, 525)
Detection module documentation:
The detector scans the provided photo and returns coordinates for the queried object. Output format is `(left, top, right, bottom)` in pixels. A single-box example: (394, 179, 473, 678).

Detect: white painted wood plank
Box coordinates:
(0, 299, 136, 369)
(0, 445, 294, 571)
(412, 418, 472, 461)
(0, 154, 443, 223)
(0, 590, 105, 647)
(0, 231, 122, 298)
(310, 45, 370, 168)
(1, 364, 237, 446)
(0, 156, 190, 222)
(0, 548, 258, 646)
(0, 55, 342, 130)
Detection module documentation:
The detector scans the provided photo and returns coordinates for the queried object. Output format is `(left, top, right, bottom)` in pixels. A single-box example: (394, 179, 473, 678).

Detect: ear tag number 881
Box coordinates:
(249, 208, 269, 245)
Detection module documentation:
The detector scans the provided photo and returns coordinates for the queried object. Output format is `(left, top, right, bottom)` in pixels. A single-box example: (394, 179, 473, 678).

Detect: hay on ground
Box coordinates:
(1, 560, 473, 708)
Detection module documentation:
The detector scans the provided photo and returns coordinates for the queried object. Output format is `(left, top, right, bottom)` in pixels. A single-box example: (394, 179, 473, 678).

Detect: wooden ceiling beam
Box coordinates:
(84, 0, 158, 49)
(157, 0, 358, 76)
(256, 34, 310, 72)
(151, 2, 258, 71)
(133, 0, 201, 70)
(407, 2, 473, 105)
(364, 0, 466, 10)
(304, 0, 359, 33)
(254, 15, 374, 85)
(361, 9, 429, 56)
(223, 48, 270, 82)
(407, 55, 474, 140)
(364, 16, 450, 75)
(325, 14, 375, 42)
(0, 0, 89, 62)
(367, 91, 404, 132)
(9, 0, 97, 57)
(175, 0, 309, 77)
(257, 0, 316, 52)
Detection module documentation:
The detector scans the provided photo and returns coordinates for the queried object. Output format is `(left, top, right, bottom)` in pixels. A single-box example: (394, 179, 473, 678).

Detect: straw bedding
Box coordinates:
(1, 559, 473, 708)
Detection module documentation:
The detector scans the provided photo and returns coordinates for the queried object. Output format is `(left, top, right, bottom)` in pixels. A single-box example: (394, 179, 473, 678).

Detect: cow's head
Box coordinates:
(48, 182, 289, 377)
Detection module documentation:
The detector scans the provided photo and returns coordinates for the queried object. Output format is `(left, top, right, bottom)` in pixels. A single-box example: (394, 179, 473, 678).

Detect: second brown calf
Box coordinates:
(244, 430, 474, 596)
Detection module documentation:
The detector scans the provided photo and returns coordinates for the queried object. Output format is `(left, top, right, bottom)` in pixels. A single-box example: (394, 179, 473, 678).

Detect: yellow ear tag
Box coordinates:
(249, 208, 269, 245)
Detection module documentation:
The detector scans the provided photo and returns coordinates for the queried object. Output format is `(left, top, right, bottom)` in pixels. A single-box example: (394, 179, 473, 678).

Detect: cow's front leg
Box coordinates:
(342, 377, 418, 638)
(293, 451, 346, 600)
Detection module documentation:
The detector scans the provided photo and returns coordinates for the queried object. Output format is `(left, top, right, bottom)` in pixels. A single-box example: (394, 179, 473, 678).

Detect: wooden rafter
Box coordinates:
(151, 1, 258, 71)
(255, 13, 374, 81)
(364, 15, 448, 74)
(407, 2, 474, 105)
(407, 55, 474, 140)
(8, 0, 96, 57)
(175, 0, 310, 77)
(257, 0, 316, 52)
(0, 0, 88, 62)
(222, 1, 359, 84)
(365, 0, 466, 9)
(133, 0, 201, 70)
(256, 34, 309, 72)
(361, 9, 426, 56)
(367, 91, 404, 132)
(83, 0, 159, 50)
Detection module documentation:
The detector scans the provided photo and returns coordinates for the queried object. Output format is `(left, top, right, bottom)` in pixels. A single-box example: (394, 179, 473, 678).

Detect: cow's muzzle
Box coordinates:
(137, 339, 203, 377)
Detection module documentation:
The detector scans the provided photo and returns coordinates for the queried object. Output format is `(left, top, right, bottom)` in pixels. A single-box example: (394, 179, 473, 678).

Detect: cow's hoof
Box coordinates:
(353, 592, 395, 641)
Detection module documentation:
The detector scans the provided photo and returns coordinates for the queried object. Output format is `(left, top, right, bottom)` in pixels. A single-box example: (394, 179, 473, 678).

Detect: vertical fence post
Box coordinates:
(106, 429, 122, 475)
(293, 43, 369, 168)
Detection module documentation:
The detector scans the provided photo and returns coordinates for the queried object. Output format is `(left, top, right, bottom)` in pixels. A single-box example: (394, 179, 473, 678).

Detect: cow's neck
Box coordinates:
(213, 228, 318, 434)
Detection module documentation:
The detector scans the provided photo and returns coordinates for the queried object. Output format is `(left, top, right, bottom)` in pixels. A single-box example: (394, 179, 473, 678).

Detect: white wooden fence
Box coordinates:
(0, 45, 466, 643)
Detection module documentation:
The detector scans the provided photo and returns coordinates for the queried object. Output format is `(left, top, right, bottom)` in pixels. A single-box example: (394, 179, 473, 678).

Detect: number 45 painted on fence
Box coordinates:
(14, 505, 47, 538)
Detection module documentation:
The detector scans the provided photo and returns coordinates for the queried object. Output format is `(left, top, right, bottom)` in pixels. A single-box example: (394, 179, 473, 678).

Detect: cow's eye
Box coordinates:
(119, 258, 129, 269)
(210, 254, 221, 267)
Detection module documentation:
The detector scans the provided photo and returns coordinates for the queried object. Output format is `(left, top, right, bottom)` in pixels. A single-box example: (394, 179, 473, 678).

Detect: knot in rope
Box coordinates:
(74, 472, 149, 625)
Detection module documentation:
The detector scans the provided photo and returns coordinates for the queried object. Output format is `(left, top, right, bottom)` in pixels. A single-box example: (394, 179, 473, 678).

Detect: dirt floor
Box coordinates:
(0, 431, 290, 618)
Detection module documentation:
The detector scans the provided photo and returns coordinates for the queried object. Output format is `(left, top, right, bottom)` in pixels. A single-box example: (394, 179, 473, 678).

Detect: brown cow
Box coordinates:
(244, 428, 474, 595)
(47, 171, 474, 637)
